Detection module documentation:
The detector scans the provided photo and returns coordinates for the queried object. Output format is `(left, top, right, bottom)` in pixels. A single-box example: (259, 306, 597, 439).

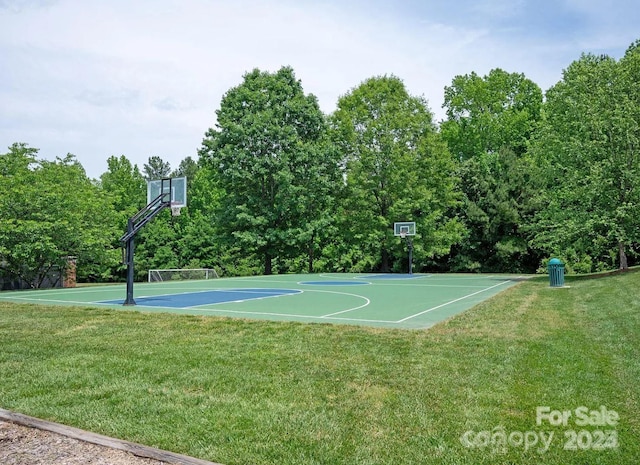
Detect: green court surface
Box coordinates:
(0, 273, 527, 329)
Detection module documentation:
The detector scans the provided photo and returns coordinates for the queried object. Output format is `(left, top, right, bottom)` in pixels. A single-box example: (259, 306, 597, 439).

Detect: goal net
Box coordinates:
(148, 268, 219, 282)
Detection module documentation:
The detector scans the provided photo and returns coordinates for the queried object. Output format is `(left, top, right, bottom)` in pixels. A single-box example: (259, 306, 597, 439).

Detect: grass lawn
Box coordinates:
(1, 272, 638, 464)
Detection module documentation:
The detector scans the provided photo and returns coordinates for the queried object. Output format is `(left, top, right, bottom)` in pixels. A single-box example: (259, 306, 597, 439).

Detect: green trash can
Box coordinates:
(548, 258, 565, 287)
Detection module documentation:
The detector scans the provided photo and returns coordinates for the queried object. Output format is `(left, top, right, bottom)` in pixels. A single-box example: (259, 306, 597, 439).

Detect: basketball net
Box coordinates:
(400, 232, 406, 239)
(170, 203, 182, 217)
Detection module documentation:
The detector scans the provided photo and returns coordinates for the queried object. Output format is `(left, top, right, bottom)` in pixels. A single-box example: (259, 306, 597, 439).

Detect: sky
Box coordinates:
(1, 0, 638, 180)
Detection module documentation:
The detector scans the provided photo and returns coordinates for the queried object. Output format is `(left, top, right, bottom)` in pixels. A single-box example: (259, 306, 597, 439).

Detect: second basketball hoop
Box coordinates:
(394, 221, 416, 275)
(394, 222, 416, 237)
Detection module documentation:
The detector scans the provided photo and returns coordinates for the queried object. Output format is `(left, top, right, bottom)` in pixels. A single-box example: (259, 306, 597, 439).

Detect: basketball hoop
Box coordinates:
(170, 204, 182, 217)
(394, 221, 416, 275)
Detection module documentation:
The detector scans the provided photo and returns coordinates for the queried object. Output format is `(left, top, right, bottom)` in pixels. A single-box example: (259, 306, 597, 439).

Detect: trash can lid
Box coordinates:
(548, 258, 563, 265)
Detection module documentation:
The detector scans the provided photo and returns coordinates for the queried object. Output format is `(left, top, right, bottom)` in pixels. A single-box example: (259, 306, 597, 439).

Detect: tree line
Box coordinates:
(1, 40, 639, 287)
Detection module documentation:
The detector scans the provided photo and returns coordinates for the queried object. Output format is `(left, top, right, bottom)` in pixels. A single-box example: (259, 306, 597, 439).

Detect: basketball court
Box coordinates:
(0, 178, 525, 329)
(0, 273, 525, 329)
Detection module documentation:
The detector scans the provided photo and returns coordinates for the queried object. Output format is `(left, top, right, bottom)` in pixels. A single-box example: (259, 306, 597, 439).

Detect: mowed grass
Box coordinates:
(1, 272, 639, 465)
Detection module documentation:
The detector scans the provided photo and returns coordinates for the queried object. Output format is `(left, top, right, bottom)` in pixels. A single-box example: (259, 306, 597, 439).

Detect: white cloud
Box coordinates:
(0, 0, 638, 179)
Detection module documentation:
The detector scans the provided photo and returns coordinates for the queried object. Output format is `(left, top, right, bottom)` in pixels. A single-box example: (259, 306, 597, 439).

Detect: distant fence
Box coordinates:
(0, 267, 63, 291)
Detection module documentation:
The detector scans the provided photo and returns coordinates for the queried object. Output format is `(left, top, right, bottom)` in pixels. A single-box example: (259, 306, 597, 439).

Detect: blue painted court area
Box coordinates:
(102, 288, 301, 308)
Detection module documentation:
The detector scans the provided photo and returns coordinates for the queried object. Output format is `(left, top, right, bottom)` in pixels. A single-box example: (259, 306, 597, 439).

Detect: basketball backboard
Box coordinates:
(394, 222, 416, 236)
(147, 177, 187, 208)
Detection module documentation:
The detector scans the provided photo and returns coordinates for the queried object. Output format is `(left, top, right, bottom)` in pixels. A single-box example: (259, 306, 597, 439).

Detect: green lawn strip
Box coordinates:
(431, 274, 639, 463)
(0, 274, 638, 465)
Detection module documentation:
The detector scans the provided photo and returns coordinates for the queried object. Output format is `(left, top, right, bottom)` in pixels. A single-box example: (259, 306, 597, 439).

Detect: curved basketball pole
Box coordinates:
(119, 179, 174, 306)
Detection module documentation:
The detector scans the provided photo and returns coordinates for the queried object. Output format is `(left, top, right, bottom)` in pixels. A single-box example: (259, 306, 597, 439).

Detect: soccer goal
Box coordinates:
(148, 268, 219, 282)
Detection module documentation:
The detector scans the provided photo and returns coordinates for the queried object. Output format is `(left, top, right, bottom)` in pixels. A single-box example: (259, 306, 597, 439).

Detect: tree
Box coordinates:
(200, 67, 334, 274)
(440, 69, 544, 272)
(285, 134, 343, 273)
(143, 155, 171, 181)
(0, 142, 38, 176)
(171, 156, 199, 181)
(98, 155, 147, 280)
(99, 155, 147, 222)
(134, 217, 181, 278)
(449, 148, 541, 272)
(530, 43, 640, 271)
(331, 75, 463, 272)
(0, 144, 119, 286)
(441, 68, 543, 160)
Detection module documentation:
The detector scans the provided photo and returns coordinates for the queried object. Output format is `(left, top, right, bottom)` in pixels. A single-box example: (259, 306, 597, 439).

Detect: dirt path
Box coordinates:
(0, 420, 169, 465)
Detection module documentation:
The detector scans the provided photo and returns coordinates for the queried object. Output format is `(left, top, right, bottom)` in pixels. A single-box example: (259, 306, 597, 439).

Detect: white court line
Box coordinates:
(0, 287, 122, 298)
(326, 316, 399, 324)
(396, 280, 513, 323)
(2, 278, 515, 328)
(318, 293, 371, 317)
(354, 275, 432, 281)
(100, 288, 302, 302)
(0, 295, 394, 324)
(0, 289, 300, 306)
(186, 289, 303, 308)
(131, 287, 371, 320)
(160, 306, 398, 324)
(1, 297, 113, 305)
(367, 283, 493, 288)
(191, 288, 370, 315)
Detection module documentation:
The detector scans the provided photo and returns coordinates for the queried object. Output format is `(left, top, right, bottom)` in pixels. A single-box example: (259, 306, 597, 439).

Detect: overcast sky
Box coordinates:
(1, 0, 638, 180)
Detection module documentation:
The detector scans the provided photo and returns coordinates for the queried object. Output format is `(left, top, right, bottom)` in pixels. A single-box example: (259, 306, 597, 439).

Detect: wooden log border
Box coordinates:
(0, 408, 223, 465)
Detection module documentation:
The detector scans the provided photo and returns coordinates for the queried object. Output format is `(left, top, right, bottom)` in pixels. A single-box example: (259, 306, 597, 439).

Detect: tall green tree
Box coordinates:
(331, 75, 463, 272)
(530, 42, 640, 271)
(143, 155, 171, 181)
(449, 147, 541, 272)
(0, 142, 38, 176)
(176, 164, 225, 270)
(171, 156, 199, 181)
(98, 155, 147, 280)
(440, 69, 543, 272)
(286, 134, 343, 273)
(0, 144, 119, 286)
(200, 67, 335, 274)
(135, 217, 181, 278)
(441, 68, 543, 160)
(99, 155, 146, 223)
